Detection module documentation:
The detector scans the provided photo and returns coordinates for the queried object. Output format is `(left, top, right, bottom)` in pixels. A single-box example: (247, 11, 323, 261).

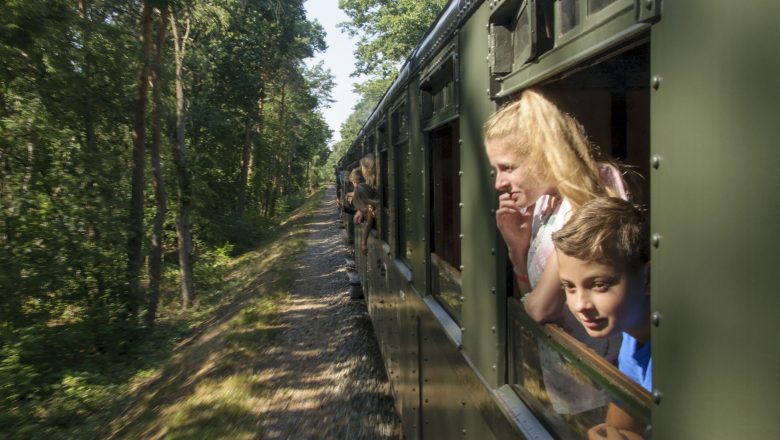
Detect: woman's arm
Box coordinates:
(360, 209, 375, 254)
(522, 251, 565, 323)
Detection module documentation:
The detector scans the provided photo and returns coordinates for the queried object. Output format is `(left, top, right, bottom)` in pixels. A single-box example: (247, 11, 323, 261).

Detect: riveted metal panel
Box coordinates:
(651, 1, 780, 438)
(459, 1, 504, 390)
(406, 76, 429, 294)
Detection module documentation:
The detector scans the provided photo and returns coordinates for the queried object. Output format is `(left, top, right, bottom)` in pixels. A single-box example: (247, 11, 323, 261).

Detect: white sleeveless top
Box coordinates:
(526, 163, 628, 288)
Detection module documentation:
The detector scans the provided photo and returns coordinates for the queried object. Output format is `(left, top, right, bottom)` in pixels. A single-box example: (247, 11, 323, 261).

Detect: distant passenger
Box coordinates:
(352, 183, 379, 255)
(483, 88, 628, 326)
(360, 153, 377, 188)
(552, 197, 650, 440)
(344, 167, 364, 219)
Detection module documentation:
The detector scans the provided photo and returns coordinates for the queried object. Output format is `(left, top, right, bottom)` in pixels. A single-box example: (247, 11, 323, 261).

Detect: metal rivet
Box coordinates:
(492, 364, 497, 370)
(652, 311, 662, 327)
(490, 247, 495, 255)
(459, 296, 465, 301)
(486, 88, 491, 95)
(491, 286, 496, 294)
(459, 234, 464, 239)
(652, 75, 662, 90)
(653, 389, 663, 405)
(461, 326, 466, 332)
(491, 326, 496, 332)
(459, 202, 464, 208)
(459, 265, 464, 271)
(651, 154, 662, 169)
(490, 209, 496, 215)
(652, 233, 662, 248)
(458, 170, 464, 176)
(645, 0, 653, 10)
(458, 138, 463, 144)
(490, 169, 495, 177)
(462, 429, 467, 435)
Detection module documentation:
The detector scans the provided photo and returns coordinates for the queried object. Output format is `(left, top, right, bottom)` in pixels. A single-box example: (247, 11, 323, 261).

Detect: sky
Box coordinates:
(304, 0, 362, 147)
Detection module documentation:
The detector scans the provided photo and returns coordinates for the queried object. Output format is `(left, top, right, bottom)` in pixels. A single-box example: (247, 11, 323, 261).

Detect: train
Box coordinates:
(335, 1, 780, 438)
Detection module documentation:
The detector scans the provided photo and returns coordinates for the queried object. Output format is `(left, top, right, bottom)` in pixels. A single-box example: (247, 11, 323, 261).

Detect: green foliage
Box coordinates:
(338, 0, 449, 79)
(0, 0, 333, 437)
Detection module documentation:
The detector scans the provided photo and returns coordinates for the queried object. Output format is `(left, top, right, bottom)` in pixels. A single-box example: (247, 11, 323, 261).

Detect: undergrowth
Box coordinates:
(0, 189, 325, 440)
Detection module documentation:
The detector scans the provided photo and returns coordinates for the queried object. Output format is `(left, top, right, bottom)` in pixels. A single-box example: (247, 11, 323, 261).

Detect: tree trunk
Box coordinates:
(237, 116, 252, 214)
(78, 0, 97, 156)
(127, 0, 153, 320)
(170, 12, 195, 309)
(146, 7, 168, 326)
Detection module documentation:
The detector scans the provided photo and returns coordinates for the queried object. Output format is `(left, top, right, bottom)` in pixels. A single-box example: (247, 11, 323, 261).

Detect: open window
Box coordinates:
(421, 40, 462, 322)
(504, 42, 652, 437)
(391, 98, 411, 264)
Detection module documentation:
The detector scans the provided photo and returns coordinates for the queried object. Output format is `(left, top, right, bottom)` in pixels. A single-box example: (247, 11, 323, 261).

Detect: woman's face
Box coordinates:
(486, 139, 553, 209)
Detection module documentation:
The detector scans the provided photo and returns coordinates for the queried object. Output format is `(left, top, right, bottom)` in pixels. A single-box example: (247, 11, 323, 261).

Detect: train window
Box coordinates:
(429, 121, 461, 321)
(509, 299, 652, 439)
(421, 40, 458, 130)
(501, 43, 652, 438)
(559, 0, 580, 35)
(377, 122, 389, 243)
(391, 99, 411, 263)
(588, 0, 618, 14)
(488, 0, 554, 95)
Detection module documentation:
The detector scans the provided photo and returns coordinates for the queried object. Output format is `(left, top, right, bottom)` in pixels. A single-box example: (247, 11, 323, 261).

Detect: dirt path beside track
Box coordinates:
(254, 186, 401, 439)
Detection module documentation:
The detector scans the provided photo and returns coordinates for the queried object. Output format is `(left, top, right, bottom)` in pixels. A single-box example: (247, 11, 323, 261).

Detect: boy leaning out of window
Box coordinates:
(552, 197, 651, 440)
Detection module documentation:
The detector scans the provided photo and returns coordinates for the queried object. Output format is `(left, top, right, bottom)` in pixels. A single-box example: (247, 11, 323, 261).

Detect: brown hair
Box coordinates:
(483, 89, 620, 209)
(352, 183, 378, 213)
(349, 167, 364, 187)
(552, 197, 648, 271)
(360, 153, 376, 187)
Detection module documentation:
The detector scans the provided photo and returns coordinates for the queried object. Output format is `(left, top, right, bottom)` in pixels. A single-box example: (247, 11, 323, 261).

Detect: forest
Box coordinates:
(0, 0, 445, 437)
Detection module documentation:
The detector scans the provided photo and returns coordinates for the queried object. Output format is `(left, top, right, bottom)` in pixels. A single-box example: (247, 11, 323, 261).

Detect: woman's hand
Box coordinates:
(496, 193, 533, 257)
(354, 210, 364, 224)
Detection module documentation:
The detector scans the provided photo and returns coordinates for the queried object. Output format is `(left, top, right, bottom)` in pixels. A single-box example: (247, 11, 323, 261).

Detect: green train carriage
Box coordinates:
(336, 0, 780, 438)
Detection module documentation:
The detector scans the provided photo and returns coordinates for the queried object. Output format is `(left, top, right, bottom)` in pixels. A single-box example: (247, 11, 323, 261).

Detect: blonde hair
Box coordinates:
(349, 167, 364, 187)
(360, 153, 376, 187)
(552, 197, 648, 271)
(484, 89, 618, 209)
(353, 183, 378, 212)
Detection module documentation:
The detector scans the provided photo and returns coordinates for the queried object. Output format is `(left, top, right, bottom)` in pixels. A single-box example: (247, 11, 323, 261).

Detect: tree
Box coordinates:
(127, 0, 155, 319)
(170, 7, 196, 309)
(146, 5, 169, 326)
(339, 0, 448, 79)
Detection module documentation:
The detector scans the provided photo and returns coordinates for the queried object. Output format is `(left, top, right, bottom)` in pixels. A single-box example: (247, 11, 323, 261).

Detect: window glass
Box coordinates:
(560, 0, 579, 35)
(588, 0, 618, 14)
(391, 99, 410, 262)
(380, 148, 389, 242)
(509, 299, 651, 439)
(512, 5, 532, 68)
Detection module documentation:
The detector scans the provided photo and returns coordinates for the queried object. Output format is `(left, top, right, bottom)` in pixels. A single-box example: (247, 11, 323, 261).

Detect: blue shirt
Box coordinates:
(618, 332, 652, 392)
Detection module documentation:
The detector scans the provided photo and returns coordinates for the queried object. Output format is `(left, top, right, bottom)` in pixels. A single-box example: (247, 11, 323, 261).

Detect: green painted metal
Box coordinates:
(459, 0, 504, 393)
(650, 1, 780, 438)
(339, 0, 780, 438)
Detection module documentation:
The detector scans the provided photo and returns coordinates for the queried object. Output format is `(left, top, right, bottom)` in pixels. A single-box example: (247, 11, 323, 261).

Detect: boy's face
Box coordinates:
(557, 251, 649, 341)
